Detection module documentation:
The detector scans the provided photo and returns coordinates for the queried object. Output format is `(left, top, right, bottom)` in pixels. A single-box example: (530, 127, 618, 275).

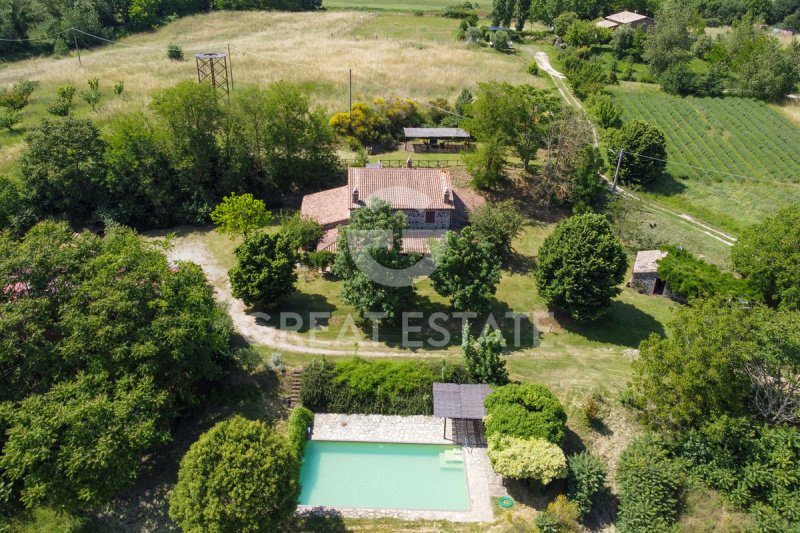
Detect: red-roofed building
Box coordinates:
(301, 167, 481, 253)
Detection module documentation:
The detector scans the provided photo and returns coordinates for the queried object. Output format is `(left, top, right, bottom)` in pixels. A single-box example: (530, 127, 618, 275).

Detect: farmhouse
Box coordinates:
(630, 249, 670, 296)
(596, 10, 654, 31)
(301, 167, 466, 253)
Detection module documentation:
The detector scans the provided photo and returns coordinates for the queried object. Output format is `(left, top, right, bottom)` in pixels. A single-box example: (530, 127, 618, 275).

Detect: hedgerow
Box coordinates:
(287, 406, 314, 458)
(299, 357, 472, 415)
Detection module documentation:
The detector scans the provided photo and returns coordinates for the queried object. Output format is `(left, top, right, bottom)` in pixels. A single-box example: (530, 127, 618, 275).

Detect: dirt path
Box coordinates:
(529, 48, 737, 247)
(165, 236, 435, 357)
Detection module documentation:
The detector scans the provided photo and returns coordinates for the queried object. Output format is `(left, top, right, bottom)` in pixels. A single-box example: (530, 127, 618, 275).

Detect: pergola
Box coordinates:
(433, 383, 492, 444)
(402, 127, 472, 153)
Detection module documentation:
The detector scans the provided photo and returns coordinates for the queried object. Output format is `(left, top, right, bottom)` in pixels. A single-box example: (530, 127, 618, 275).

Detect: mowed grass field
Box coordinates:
(0, 10, 542, 173)
(610, 85, 800, 236)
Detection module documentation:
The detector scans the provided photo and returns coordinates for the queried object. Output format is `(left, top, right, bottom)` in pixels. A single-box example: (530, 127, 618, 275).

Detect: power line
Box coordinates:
(611, 148, 800, 189)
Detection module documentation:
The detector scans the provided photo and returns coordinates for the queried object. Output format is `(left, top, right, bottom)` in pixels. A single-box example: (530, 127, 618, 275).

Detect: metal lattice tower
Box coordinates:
(194, 52, 230, 96)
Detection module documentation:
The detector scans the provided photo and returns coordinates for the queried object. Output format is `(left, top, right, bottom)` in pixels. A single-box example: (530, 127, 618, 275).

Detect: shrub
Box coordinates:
(567, 451, 607, 517)
(287, 406, 314, 457)
(80, 78, 101, 111)
(493, 30, 510, 50)
(484, 383, 567, 444)
(0, 80, 38, 111)
(169, 416, 300, 533)
(617, 435, 684, 533)
(488, 434, 568, 483)
(303, 250, 336, 271)
(278, 211, 323, 250)
(465, 26, 483, 43)
(0, 111, 20, 131)
(461, 326, 509, 385)
(553, 12, 578, 36)
(299, 357, 471, 415)
(526, 61, 539, 75)
(656, 245, 752, 301)
(113, 81, 124, 96)
(167, 44, 184, 61)
(46, 84, 75, 117)
(534, 495, 581, 533)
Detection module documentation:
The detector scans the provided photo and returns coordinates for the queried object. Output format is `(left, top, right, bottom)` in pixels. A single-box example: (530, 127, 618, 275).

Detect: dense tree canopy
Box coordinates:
(0, 223, 233, 512)
(464, 82, 562, 171)
(8, 81, 341, 232)
(487, 434, 568, 483)
(732, 205, 800, 310)
(608, 119, 667, 186)
(431, 227, 501, 313)
(333, 199, 418, 322)
(535, 214, 627, 321)
(229, 232, 298, 308)
(461, 327, 509, 385)
(631, 298, 800, 429)
(211, 193, 274, 238)
(656, 245, 753, 302)
(169, 416, 300, 533)
(467, 200, 524, 259)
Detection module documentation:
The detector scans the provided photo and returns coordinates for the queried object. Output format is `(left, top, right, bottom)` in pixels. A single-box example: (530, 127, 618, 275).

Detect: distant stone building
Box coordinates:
(631, 249, 670, 296)
(596, 10, 654, 31)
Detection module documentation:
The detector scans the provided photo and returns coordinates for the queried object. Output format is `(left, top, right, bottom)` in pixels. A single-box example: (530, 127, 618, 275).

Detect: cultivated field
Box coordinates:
(0, 10, 544, 173)
(610, 85, 800, 236)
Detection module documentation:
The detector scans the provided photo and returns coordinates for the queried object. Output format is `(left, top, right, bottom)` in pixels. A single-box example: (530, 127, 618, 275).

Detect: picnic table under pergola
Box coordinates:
(403, 127, 472, 153)
(433, 383, 492, 445)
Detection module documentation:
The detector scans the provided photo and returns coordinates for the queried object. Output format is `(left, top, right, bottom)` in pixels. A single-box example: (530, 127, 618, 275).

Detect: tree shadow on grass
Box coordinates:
(559, 300, 665, 348)
(253, 293, 337, 334)
(506, 251, 537, 275)
(644, 172, 689, 197)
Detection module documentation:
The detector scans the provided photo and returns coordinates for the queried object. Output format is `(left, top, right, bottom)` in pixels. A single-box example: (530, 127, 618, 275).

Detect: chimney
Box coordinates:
(443, 187, 451, 204)
(352, 187, 359, 204)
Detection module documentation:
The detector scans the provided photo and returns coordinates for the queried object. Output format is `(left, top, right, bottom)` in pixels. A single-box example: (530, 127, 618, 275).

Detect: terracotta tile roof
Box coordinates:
(633, 250, 668, 274)
(300, 186, 350, 229)
(606, 10, 652, 24)
(348, 168, 455, 211)
(315, 227, 447, 255)
(596, 19, 620, 28)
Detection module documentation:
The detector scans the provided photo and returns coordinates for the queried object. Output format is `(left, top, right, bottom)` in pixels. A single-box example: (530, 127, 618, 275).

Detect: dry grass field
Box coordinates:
(0, 10, 544, 173)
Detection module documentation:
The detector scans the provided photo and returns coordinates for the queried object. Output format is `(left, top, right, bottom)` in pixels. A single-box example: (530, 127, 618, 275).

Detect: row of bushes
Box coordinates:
(299, 357, 473, 415)
(287, 406, 314, 457)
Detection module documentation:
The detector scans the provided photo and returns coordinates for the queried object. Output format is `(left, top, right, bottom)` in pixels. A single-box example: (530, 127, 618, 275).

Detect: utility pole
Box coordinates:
(612, 149, 624, 191)
(73, 29, 82, 66)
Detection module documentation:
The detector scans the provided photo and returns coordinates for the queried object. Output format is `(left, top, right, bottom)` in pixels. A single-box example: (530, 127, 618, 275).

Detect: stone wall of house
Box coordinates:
(404, 209, 452, 230)
(631, 272, 658, 294)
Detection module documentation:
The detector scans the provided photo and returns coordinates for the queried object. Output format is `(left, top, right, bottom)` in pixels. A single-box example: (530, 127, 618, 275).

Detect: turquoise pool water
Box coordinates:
(299, 440, 470, 511)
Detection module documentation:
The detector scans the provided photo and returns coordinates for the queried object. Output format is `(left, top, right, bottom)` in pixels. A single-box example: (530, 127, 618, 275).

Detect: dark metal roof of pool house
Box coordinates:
(433, 383, 493, 420)
(403, 127, 472, 140)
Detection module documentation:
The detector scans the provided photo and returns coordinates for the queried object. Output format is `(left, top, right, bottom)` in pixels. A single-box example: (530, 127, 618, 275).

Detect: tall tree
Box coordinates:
(333, 199, 417, 322)
(462, 326, 509, 385)
(644, 0, 697, 75)
(20, 117, 107, 223)
(169, 416, 300, 533)
(464, 82, 561, 171)
(431, 227, 501, 313)
(229, 232, 298, 308)
(608, 119, 667, 185)
(535, 214, 627, 321)
(211, 193, 274, 238)
(731, 205, 800, 310)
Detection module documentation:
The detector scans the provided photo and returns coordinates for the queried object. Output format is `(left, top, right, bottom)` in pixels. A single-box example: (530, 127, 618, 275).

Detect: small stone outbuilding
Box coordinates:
(631, 249, 670, 296)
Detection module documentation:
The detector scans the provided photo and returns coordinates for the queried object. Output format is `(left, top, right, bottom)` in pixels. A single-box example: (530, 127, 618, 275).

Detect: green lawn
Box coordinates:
(190, 220, 675, 392)
(610, 85, 800, 236)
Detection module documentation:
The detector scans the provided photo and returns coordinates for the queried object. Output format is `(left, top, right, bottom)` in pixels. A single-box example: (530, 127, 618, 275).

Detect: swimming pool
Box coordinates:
(299, 440, 470, 511)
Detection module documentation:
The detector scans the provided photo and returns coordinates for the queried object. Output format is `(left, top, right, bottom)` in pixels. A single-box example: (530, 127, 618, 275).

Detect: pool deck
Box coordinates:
(297, 414, 507, 523)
